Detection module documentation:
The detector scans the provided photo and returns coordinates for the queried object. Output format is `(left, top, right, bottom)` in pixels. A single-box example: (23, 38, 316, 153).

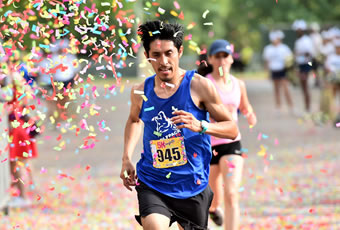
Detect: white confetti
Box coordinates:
(134, 90, 144, 95)
(165, 82, 175, 88)
(202, 10, 210, 19)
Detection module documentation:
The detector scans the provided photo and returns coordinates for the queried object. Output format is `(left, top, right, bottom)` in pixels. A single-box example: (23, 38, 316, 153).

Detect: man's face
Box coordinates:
(145, 39, 183, 82)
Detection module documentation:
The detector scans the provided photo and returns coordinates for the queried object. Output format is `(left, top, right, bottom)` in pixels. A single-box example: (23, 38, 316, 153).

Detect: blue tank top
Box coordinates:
(137, 70, 211, 199)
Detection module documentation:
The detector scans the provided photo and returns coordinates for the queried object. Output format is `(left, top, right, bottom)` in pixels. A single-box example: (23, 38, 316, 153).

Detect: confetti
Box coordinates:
(134, 90, 144, 95)
(123, 170, 129, 178)
(166, 172, 171, 179)
(173, 1, 181, 9)
(153, 131, 162, 137)
(203, 22, 213, 26)
(144, 106, 155, 112)
(165, 82, 175, 88)
(158, 7, 166, 14)
(202, 10, 210, 19)
(219, 66, 223, 76)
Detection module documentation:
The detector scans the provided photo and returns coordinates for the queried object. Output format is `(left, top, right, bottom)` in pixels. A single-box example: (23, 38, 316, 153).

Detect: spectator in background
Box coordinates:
(1, 41, 39, 208)
(263, 30, 295, 116)
(309, 22, 323, 87)
(324, 39, 340, 126)
(38, 38, 79, 124)
(292, 19, 316, 114)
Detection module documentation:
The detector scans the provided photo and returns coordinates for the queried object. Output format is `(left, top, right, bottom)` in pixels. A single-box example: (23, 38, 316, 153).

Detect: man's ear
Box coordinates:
(178, 46, 184, 58)
(144, 51, 150, 62)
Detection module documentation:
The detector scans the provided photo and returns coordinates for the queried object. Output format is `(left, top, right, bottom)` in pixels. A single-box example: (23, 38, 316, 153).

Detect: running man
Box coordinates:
(263, 30, 295, 116)
(120, 20, 238, 230)
(204, 39, 257, 230)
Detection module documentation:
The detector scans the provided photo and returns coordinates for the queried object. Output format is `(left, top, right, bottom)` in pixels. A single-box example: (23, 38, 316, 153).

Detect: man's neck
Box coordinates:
(153, 69, 186, 98)
(155, 68, 185, 85)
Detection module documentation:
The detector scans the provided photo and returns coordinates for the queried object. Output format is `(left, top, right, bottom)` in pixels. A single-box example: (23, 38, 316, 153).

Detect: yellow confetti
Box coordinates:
(141, 95, 148, 102)
(11, 120, 20, 128)
(120, 85, 125, 93)
(50, 116, 55, 124)
(170, 10, 178, 17)
(257, 145, 266, 157)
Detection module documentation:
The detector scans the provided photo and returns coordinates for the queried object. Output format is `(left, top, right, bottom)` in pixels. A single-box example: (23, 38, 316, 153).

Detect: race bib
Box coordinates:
(150, 137, 187, 169)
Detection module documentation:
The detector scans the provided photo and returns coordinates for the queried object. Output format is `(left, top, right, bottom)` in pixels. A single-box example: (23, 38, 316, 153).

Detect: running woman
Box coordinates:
(120, 21, 238, 230)
(205, 39, 257, 230)
(263, 30, 294, 115)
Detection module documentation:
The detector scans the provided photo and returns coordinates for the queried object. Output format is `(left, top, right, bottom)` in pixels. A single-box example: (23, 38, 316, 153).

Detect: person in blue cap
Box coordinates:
(205, 39, 257, 229)
(120, 20, 239, 230)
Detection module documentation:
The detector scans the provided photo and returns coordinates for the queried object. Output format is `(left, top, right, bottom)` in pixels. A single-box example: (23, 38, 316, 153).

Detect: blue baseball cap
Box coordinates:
(209, 39, 233, 56)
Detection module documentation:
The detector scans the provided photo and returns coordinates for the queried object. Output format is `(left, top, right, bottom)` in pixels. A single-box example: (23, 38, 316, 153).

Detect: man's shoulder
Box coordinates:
(131, 81, 145, 92)
(191, 73, 211, 86)
(190, 73, 215, 95)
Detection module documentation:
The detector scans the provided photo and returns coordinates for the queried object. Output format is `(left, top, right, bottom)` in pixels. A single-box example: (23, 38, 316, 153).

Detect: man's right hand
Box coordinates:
(120, 159, 137, 191)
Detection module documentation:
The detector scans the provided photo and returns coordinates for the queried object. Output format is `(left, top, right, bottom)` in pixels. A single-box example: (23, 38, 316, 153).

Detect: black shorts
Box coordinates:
(210, 141, 242, 165)
(311, 58, 319, 71)
(271, 69, 287, 80)
(135, 180, 213, 230)
(298, 64, 312, 73)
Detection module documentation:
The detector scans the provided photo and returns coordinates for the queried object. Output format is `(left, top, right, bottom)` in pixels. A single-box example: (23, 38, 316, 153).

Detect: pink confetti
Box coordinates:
(213, 149, 218, 156)
(274, 138, 279, 145)
(257, 132, 262, 140)
(173, 1, 180, 9)
(1, 158, 8, 163)
(336, 122, 340, 127)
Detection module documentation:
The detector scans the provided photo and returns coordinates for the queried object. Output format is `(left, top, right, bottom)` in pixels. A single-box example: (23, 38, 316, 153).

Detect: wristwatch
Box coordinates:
(199, 120, 209, 135)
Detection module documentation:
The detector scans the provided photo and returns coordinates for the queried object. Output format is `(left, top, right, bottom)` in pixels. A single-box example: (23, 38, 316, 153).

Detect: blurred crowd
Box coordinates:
(263, 20, 340, 127)
(0, 36, 80, 208)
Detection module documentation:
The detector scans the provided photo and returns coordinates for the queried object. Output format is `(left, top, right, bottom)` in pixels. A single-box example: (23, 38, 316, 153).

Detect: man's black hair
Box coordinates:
(138, 20, 184, 55)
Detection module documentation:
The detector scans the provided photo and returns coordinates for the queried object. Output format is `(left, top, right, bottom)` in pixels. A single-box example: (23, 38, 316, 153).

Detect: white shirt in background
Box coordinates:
(263, 43, 292, 71)
(294, 35, 315, 64)
(38, 53, 78, 84)
(320, 42, 335, 58)
(310, 32, 323, 57)
(325, 53, 340, 73)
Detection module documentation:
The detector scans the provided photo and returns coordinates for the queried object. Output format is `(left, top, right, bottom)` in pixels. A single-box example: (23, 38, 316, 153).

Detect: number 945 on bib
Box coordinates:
(150, 137, 187, 169)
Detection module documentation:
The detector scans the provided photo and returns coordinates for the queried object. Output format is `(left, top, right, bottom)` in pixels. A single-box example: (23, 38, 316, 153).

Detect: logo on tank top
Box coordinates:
(152, 111, 180, 139)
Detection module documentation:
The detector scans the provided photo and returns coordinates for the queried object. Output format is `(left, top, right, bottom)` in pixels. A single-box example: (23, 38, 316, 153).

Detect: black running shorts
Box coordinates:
(210, 141, 242, 165)
(135, 180, 213, 230)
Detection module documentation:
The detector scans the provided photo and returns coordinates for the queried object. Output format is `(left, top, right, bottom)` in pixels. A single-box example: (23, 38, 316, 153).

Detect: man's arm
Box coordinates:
(120, 83, 144, 191)
(197, 75, 239, 139)
(171, 74, 238, 139)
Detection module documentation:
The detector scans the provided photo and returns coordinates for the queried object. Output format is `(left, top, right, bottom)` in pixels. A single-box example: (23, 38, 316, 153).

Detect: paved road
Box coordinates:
(2, 77, 339, 229)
